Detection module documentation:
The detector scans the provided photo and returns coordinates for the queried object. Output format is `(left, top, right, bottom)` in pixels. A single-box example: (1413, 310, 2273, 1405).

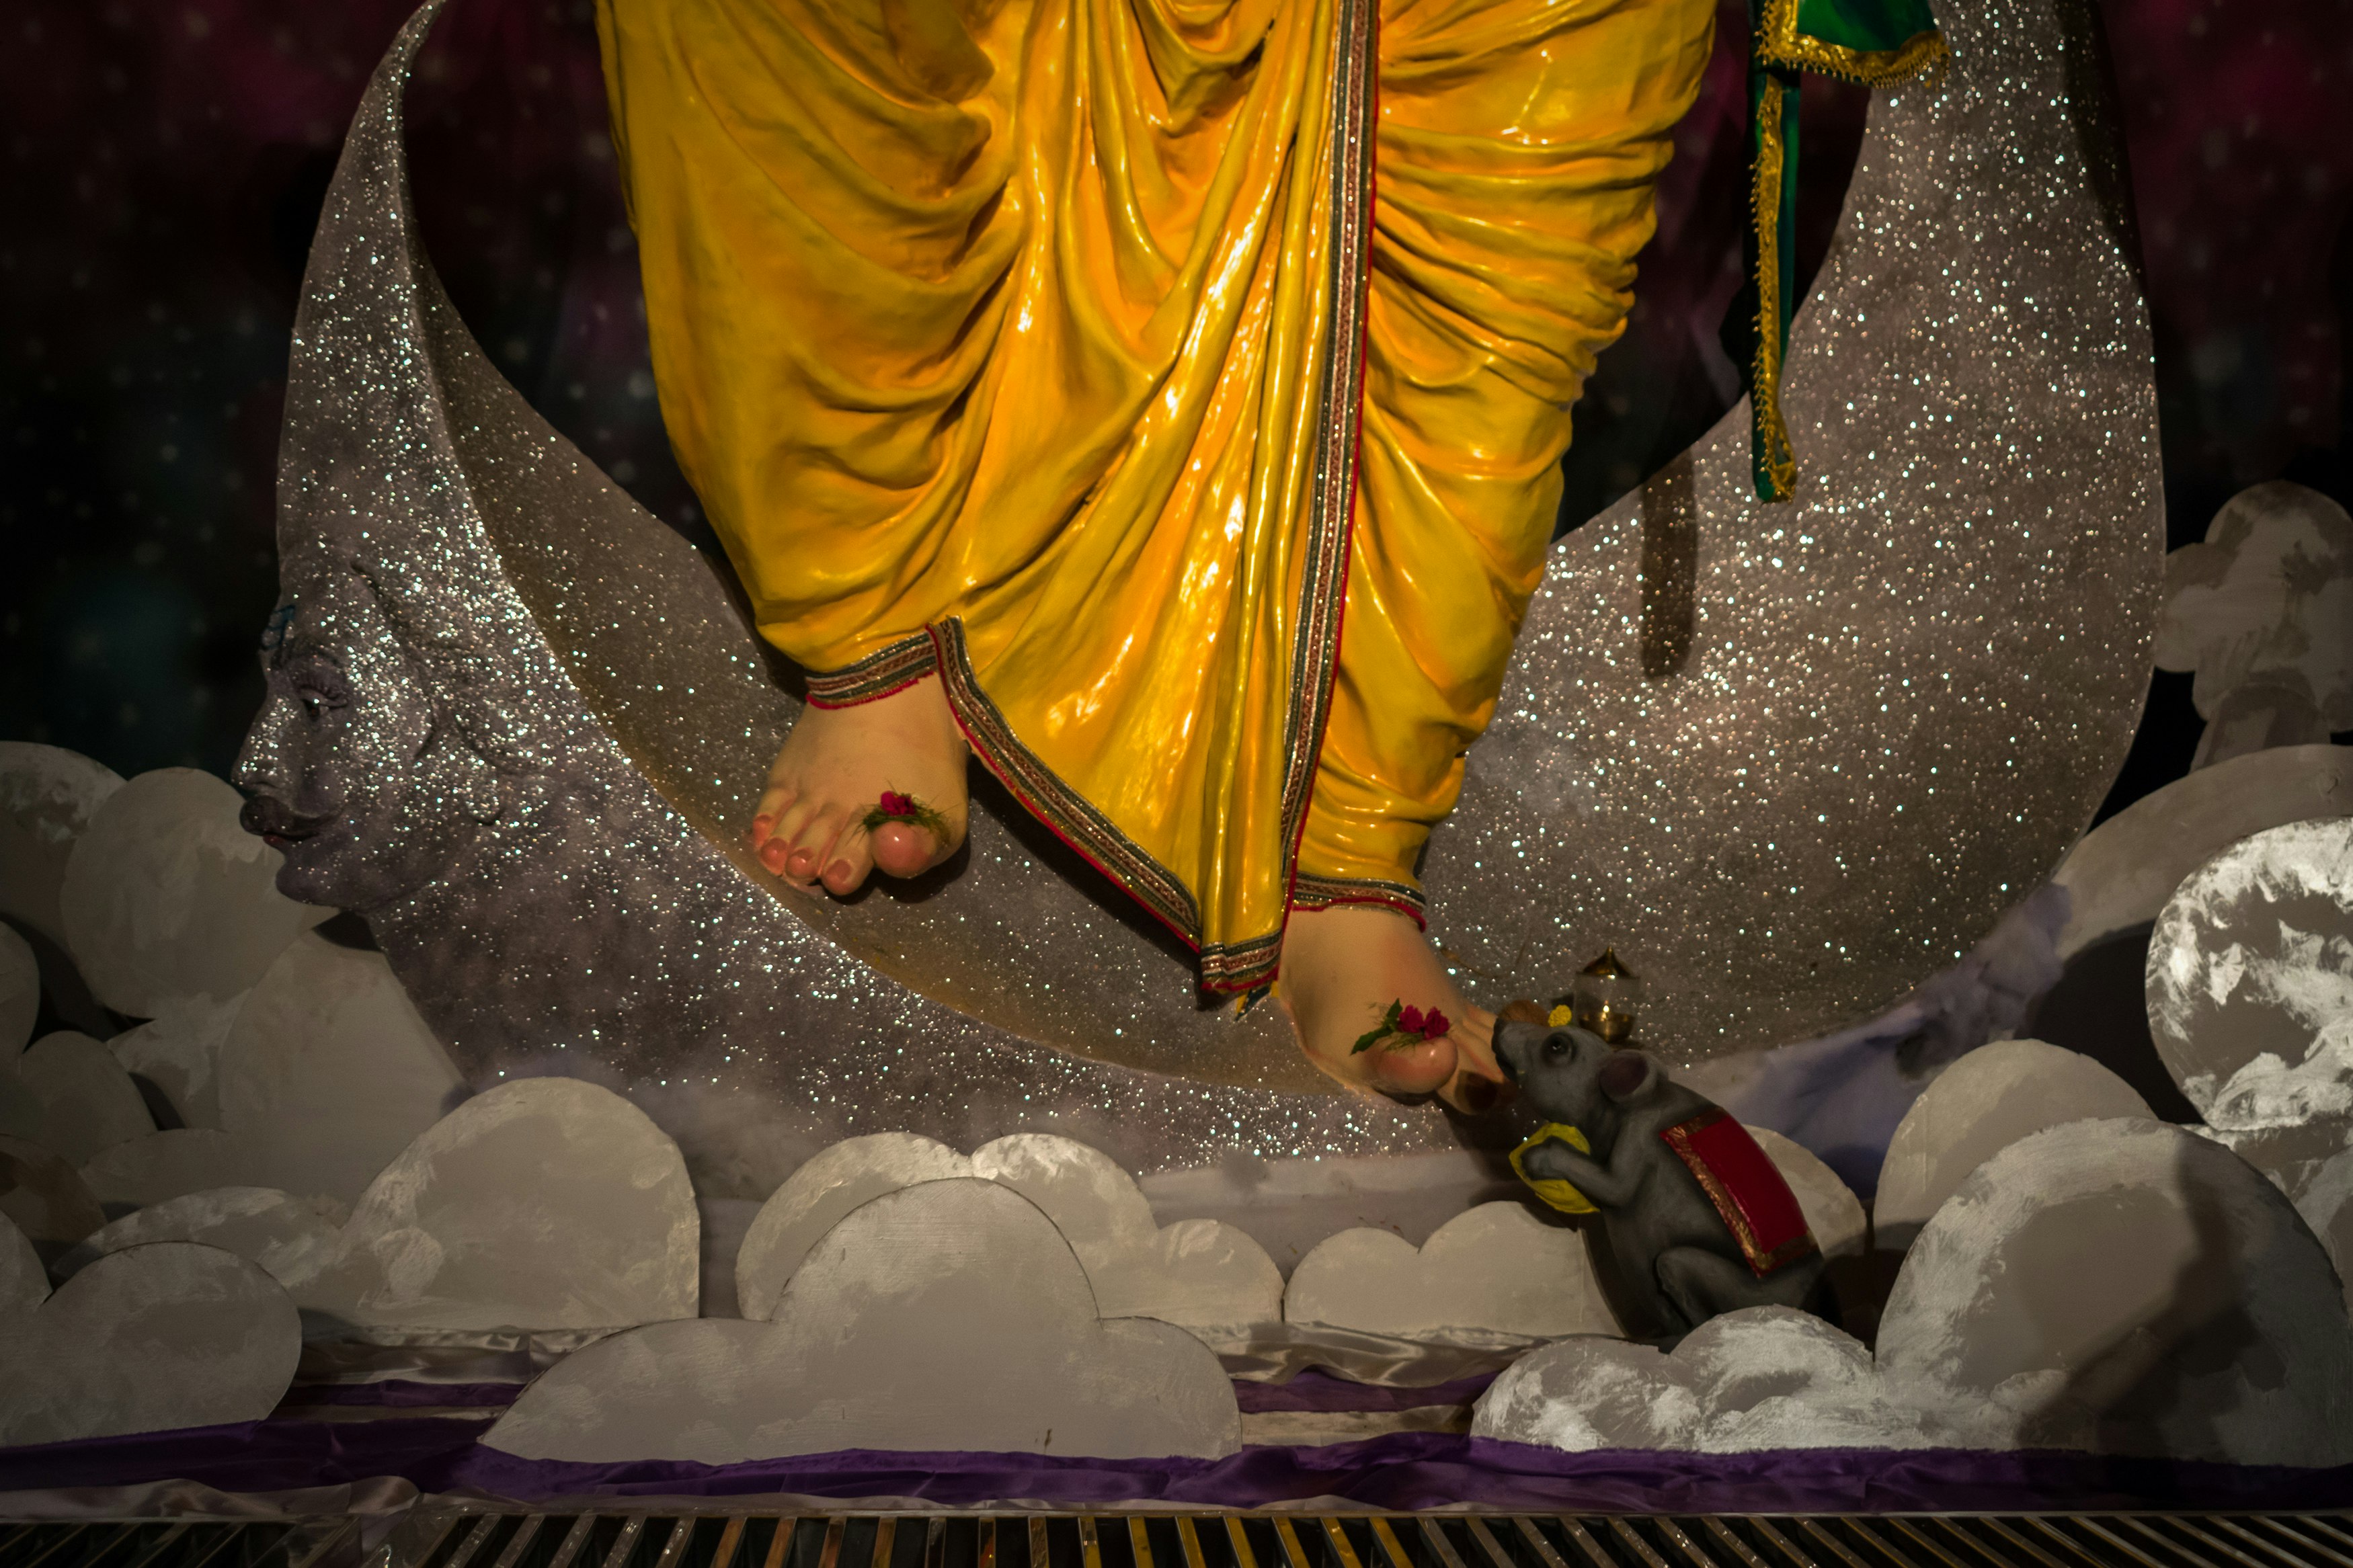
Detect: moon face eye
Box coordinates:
(1544, 1035, 1570, 1061)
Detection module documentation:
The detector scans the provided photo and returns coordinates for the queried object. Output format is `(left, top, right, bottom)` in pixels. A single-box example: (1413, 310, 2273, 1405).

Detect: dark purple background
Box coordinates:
(3, 0, 2349, 808)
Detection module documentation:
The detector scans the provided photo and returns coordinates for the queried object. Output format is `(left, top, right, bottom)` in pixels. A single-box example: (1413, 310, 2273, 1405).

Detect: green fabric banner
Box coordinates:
(1744, 0, 1944, 502)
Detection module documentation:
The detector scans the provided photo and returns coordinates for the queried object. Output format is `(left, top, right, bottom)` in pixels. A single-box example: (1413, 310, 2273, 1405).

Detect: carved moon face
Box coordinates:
(233, 566, 490, 913)
(269, 0, 2157, 1111)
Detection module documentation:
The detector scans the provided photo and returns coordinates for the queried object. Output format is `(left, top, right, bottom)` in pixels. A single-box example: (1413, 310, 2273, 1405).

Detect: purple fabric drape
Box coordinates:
(4, 1419, 2352, 1512)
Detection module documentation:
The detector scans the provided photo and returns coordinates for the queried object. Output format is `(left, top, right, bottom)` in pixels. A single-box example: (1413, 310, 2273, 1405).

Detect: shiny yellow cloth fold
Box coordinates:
(598, 0, 1710, 987)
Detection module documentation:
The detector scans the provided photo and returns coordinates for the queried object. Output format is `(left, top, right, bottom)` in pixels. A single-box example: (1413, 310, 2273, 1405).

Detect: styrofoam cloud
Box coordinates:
(1874, 1038, 2151, 1250)
(1476, 1308, 1982, 1452)
(56, 1189, 344, 1288)
(1477, 1118, 2353, 1465)
(63, 1079, 698, 1335)
(736, 1132, 1281, 1346)
(0, 1132, 106, 1265)
(1283, 1202, 1619, 1342)
(2295, 1148, 2353, 1315)
(2148, 818, 2353, 1135)
(971, 1134, 1283, 1342)
(488, 1177, 1241, 1462)
(56, 1187, 342, 1290)
(0, 1209, 44, 1317)
(2049, 744, 2353, 960)
(0, 742, 124, 949)
(214, 934, 465, 1204)
(2154, 481, 2353, 767)
(294, 1076, 698, 1333)
(10, 1030, 155, 1165)
(735, 1132, 971, 1319)
(1883, 1118, 2352, 1463)
(0, 1214, 301, 1446)
(1, 922, 36, 1057)
(59, 769, 317, 1019)
(109, 992, 246, 1130)
(81, 1130, 262, 1212)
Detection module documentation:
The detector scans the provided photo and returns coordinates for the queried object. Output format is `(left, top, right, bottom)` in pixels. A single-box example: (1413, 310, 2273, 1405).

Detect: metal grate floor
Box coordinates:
(4, 1513, 2351, 1568)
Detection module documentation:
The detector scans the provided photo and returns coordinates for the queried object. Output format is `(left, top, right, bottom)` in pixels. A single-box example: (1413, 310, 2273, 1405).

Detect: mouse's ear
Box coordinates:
(1597, 1049, 1656, 1102)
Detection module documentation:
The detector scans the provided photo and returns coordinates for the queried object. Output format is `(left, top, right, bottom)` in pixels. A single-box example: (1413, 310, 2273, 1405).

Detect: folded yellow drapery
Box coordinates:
(598, 0, 1712, 991)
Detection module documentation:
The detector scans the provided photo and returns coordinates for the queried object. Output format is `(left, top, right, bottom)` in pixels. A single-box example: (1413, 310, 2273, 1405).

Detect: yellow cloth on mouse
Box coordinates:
(1510, 1122, 1597, 1215)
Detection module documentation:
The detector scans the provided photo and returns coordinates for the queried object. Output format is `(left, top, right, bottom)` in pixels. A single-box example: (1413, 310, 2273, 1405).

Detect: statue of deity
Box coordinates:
(593, 0, 1718, 1107)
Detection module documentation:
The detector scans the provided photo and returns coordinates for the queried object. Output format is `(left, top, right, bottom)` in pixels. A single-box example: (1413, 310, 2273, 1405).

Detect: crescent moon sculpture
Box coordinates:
(264, 0, 2155, 1182)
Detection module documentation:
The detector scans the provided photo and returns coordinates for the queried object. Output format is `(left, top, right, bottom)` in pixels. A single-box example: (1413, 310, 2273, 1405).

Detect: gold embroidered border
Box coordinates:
(803, 632, 941, 709)
(928, 619, 1205, 950)
(1661, 1108, 1820, 1278)
(1750, 72, 1799, 505)
(1200, 930, 1285, 994)
(1755, 0, 1948, 86)
(1275, 0, 1380, 879)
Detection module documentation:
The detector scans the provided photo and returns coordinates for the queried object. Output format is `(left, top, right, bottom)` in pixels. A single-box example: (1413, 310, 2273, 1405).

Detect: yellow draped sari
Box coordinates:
(598, 0, 1712, 991)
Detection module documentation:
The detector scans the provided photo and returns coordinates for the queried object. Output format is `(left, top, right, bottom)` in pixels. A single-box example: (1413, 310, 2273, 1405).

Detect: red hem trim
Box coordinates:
(1287, 889, 1426, 930)
(928, 626, 1205, 963)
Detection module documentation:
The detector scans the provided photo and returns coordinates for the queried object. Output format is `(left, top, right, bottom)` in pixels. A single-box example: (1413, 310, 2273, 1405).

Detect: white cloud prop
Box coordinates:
(1874, 1038, 2151, 1249)
(1283, 1202, 1618, 1342)
(0, 1209, 44, 1317)
(488, 1177, 1241, 1463)
(61, 1080, 700, 1335)
(295, 1077, 698, 1332)
(0, 1133, 106, 1262)
(56, 1187, 341, 1289)
(734, 1132, 971, 1319)
(2147, 818, 2353, 1134)
(215, 934, 465, 1204)
(110, 992, 245, 1130)
(2295, 1149, 2353, 1315)
(1884, 1118, 2352, 1462)
(735, 1132, 1281, 1346)
(2154, 481, 2353, 768)
(0, 1054, 39, 1147)
(1476, 1308, 1979, 1452)
(11, 1030, 155, 1165)
(1, 922, 36, 1056)
(59, 769, 316, 1020)
(0, 1214, 301, 1446)
(0, 742, 124, 949)
(81, 1130, 263, 1212)
(1476, 1119, 2353, 1465)
(2049, 744, 2353, 960)
(971, 1134, 1282, 1342)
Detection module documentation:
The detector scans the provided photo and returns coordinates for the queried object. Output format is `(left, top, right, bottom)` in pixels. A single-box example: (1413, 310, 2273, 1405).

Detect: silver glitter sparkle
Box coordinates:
(1424, 0, 2161, 1058)
(251, 0, 2156, 1188)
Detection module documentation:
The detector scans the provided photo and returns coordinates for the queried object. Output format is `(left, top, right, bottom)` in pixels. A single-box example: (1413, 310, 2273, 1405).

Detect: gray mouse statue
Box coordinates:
(1494, 1019, 1837, 1342)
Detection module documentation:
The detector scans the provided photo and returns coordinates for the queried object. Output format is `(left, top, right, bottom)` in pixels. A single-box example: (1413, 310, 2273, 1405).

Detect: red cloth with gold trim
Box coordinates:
(1659, 1108, 1819, 1277)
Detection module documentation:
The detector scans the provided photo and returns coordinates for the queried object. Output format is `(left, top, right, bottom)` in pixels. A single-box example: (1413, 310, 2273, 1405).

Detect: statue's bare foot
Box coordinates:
(1279, 902, 1511, 1113)
(746, 673, 968, 896)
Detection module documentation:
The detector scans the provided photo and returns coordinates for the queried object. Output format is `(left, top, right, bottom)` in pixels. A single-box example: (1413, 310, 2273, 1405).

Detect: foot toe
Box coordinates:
(1299, 1028, 1455, 1098)
(871, 819, 954, 878)
(822, 837, 875, 895)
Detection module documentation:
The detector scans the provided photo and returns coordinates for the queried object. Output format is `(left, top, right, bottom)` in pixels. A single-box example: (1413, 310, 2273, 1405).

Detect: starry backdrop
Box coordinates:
(3, 0, 2349, 818)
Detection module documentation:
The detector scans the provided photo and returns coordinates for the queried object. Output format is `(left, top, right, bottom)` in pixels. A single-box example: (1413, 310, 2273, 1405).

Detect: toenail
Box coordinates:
(827, 861, 852, 882)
